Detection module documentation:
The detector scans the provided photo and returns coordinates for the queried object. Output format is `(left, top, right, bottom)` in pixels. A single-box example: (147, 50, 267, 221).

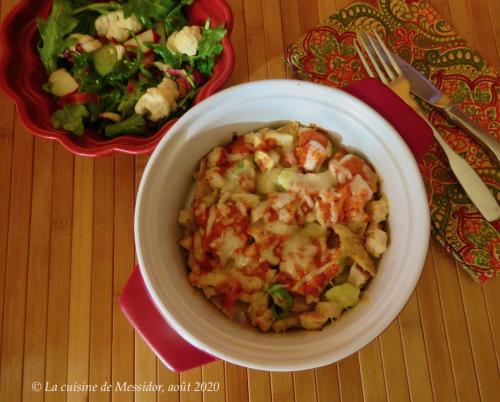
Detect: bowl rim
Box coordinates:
(134, 79, 431, 371)
(0, 0, 235, 157)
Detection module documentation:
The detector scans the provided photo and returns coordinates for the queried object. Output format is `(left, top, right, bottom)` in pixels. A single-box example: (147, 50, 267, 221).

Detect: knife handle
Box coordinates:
(445, 104, 500, 162)
(433, 132, 500, 222)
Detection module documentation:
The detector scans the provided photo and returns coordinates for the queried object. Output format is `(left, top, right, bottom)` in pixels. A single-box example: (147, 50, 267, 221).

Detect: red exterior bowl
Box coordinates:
(0, 0, 234, 157)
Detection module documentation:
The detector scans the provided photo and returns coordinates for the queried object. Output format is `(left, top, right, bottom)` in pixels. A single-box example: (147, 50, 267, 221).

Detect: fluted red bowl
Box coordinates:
(0, 0, 234, 156)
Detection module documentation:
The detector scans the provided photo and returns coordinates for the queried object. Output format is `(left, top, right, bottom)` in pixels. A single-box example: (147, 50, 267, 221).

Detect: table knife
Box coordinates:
(394, 56, 500, 162)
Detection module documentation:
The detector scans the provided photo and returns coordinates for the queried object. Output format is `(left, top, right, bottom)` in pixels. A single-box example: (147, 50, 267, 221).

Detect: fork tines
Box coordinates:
(354, 30, 402, 84)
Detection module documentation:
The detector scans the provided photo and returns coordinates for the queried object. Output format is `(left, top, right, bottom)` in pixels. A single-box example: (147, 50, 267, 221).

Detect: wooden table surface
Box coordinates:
(1, 0, 499, 401)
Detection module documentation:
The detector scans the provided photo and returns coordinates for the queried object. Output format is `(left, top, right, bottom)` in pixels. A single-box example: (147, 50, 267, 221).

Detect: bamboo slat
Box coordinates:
(0, 117, 34, 402)
(0, 1, 498, 402)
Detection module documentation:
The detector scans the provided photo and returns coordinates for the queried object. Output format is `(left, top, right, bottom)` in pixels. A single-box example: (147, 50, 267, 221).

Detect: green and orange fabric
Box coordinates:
(286, 0, 499, 283)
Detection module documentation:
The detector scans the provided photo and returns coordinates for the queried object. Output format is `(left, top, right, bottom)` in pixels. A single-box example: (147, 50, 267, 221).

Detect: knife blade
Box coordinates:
(394, 55, 500, 162)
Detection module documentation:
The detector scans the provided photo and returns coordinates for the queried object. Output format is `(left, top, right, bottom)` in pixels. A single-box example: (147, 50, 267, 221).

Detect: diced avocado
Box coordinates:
(93, 44, 119, 77)
(276, 169, 335, 192)
(325, 283, 360, 308)
(257, 168, 282, 194)
(276, 168, 297, 191)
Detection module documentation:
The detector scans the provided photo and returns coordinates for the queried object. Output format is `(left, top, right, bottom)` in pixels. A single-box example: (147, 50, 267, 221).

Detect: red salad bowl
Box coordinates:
(0, 0, 234, 156)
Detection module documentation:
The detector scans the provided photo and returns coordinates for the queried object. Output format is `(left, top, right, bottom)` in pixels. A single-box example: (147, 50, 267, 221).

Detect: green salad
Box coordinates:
(37, 0, 227, 137)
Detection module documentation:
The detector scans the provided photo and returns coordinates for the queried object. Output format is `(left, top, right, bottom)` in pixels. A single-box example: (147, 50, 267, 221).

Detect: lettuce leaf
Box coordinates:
(52, 104, 89, 135)
(37, 0, 78, 73)
(104, 114, 146, 137)
(151, 22, 226, 76)
(123, 0, 177, 28)
(192, 24, 227, 76)
(149, 43, 183, 68)
(163, 0, 193, 34)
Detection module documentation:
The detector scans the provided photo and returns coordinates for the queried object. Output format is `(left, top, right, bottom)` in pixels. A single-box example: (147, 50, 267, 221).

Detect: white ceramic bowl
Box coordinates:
(135, 80, 430, 371)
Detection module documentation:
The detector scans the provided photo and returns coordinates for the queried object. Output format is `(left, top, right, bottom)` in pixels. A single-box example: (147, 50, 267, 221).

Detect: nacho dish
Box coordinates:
(178, 122, 389, 332)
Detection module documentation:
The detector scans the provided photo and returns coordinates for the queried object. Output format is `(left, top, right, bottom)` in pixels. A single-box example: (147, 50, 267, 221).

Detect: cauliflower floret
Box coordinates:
(134, 78, 179, 122)
(365, 223, 388, 258)
(95, 11, 143, 42)
(167, 26, 202, 56)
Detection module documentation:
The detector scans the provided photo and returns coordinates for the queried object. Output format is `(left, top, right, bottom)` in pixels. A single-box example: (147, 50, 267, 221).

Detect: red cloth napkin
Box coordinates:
(119, 78, 433, 372)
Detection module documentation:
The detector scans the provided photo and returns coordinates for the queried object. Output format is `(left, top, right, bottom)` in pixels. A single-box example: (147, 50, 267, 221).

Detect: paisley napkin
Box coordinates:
(285, 0, 500, 284)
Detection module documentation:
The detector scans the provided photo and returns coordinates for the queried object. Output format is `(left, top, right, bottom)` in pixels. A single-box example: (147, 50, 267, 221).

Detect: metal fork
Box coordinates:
(355, 31, 500, 222)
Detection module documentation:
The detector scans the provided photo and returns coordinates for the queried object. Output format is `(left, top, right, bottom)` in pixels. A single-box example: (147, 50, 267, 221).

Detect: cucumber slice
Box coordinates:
(93, 44, 119, 77)
(48, 68, 79, 97)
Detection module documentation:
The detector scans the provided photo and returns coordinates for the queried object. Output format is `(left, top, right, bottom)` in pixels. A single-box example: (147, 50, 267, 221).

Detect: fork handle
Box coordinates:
(445, 104, 500, 162)
(433, 132, 500, 222)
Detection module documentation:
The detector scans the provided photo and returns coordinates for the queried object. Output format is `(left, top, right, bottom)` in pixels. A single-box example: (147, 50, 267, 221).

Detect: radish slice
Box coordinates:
(176, 77, 192, 98)
(79, 39, 103, 53)
(58, 92, 100, 106)
(124, 29, 160, 52)
(48, 68, 79, 97)
(70, 34, 102, 53)
(166, 67, 186, 77)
